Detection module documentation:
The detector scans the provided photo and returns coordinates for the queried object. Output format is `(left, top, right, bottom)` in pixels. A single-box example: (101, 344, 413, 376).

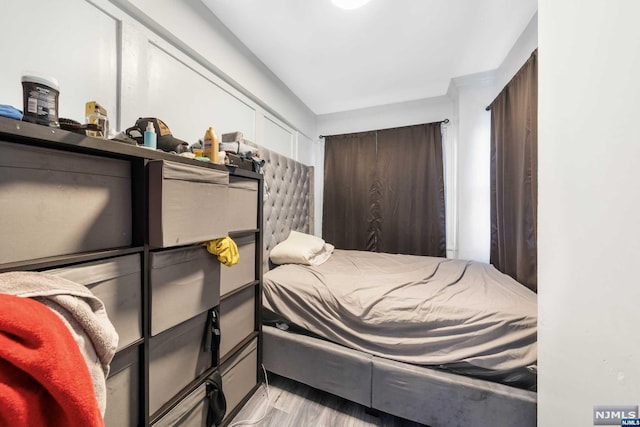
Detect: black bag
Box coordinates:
(204, 309, 225, 426)
(206, 371, 226, 426)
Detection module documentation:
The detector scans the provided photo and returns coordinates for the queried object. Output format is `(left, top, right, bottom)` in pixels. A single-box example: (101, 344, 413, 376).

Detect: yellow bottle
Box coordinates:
(203, 127, 220, 164)
(85, 101, 109, 138)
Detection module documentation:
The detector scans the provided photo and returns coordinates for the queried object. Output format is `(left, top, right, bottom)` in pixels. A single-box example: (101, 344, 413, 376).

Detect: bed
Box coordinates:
(256, 145, 537, 427)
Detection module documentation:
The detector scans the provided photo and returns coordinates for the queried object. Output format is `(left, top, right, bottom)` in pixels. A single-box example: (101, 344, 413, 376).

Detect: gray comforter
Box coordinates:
(263, 250, 536, 371)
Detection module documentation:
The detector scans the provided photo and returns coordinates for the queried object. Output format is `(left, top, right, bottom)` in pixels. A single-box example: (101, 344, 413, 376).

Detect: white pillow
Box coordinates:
(307, 243, 335, 266)
(270, 231, 334, 266)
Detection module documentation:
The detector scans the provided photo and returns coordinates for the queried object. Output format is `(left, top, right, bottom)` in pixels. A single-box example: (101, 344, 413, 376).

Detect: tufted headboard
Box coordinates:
(257, 145, 314, 271)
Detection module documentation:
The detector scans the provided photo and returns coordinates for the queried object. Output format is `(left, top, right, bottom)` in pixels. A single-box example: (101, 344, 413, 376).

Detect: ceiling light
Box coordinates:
(331, 0, 372, 10)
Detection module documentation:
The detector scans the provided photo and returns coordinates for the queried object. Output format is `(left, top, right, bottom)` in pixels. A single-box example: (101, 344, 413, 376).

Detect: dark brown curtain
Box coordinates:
(323, 122, 446, 257)
(489, 49, 538, 291)
(376, 124, 446, 255)
(323, 131, 377, 250)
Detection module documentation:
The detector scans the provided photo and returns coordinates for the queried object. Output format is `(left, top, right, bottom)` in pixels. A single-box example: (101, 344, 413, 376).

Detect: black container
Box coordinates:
(21, 74, 60, 127)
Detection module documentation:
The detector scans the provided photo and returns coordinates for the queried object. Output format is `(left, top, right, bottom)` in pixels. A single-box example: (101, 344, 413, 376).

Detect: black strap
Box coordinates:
(206, 309, 221, 366)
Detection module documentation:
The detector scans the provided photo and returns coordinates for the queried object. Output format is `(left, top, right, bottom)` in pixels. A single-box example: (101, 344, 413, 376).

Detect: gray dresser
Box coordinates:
(0, 117, 263, 426)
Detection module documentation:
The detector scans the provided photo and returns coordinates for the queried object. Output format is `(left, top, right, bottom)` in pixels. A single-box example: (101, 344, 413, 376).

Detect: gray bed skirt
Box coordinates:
(263, 325, 536, 427)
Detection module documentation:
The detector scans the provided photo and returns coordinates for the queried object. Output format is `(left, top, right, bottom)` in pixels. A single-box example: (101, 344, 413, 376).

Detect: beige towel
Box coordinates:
(0, 271, 119, 415)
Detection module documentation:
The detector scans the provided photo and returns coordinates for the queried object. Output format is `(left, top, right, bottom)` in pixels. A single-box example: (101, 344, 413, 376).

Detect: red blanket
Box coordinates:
(0, 293, 104, 427)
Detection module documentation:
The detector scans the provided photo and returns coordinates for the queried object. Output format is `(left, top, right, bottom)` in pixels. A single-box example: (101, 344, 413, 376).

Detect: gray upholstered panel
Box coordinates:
(372, 356, 537, 427)
(263, 325, 372, 407)
(258, 146, 313, 271)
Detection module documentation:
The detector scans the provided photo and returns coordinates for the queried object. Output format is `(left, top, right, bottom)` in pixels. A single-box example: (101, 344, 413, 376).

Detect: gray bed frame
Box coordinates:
(257, 145, 537, 427)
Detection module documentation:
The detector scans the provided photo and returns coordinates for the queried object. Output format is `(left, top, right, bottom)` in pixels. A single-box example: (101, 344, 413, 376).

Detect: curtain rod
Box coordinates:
(318, 118, 449, 139)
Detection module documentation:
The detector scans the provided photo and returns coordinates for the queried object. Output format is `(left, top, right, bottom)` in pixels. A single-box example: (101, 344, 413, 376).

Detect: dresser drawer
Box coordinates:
(0, 141, 132, 264)
(150, 246, 220, 336)
(152, 375, 210, 427)
(148, 311, 215, 416)
(148, 160, 228, 248)
(47, 254, 142, 350)
(220, 235, 256, 297)
(227, 177, 258, 232)
(105, 345, 139, 427)
(220, 286, 255, 359)
(221, 338, 258, 419)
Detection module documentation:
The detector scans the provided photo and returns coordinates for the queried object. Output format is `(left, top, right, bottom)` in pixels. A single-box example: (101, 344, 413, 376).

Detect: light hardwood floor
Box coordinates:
(228, 372, 428, 427)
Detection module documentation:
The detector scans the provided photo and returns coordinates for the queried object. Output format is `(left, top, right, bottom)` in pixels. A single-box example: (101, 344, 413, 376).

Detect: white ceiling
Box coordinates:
(201, 0, 538, 115)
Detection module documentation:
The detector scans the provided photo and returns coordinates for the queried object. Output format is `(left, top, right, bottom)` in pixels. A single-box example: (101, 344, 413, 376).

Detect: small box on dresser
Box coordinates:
(221, 338, 259, 422)
(219, 286, 255, 359)
(148, 311, 216, 416)
(220, 234, 256, 297)
(148, 160, 228, 248)
(151, 379, 209, 427)
(105, 345, 139, 427)
(0, 141, 132, 264)
(227, 176, 258, 231)
(46, 254, 142, 350)
(149, 246, 220, 336)
(150, 369, 225, 427)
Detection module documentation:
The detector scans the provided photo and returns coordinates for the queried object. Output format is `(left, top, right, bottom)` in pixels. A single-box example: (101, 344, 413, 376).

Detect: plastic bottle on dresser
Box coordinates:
(203, 127, 219, 163)
(85, 101, 109, 138)
(144, 122, 157, 149)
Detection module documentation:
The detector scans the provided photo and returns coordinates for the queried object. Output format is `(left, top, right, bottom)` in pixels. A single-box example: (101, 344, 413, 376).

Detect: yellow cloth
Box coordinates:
(205, 237, 239, 267)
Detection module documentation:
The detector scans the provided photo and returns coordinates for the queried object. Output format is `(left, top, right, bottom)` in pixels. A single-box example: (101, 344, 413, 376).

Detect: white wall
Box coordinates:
(111, 0, 316, 141)
(0, 0, 316, 165)
(494, 12, 538, 98)
(448, 72, 495, 262)
(115, 0, 317, 158)
(538, 1, 640, 425)
(448, 12, 538, 263)
(317, 96, 453, 138)
(0, 0, 121, 127)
